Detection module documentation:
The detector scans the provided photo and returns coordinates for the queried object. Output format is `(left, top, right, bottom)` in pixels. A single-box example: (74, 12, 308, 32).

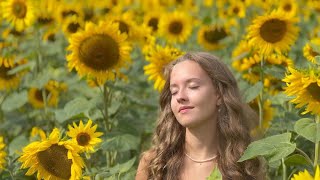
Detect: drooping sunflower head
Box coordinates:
(303, 38, 320, 64)
(67, 119, 103, 153)
(158, 11, 193, 44)
(247, 10, 299, 55)
(144, 45, 184, 91)
(0, 56, 27, 91)
(283, 67, 320, 115)
(28, 80, 61, 108)
(66, 21, 132, 85)
(0, 136, 6, 171)
(19, 128, 84, 180)
(2, 0, 36, 31)
(197, 24, 229, 50)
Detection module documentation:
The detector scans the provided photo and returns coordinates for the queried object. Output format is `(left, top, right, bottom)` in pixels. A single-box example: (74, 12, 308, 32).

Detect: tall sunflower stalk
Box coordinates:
(258, 56, 265, 129)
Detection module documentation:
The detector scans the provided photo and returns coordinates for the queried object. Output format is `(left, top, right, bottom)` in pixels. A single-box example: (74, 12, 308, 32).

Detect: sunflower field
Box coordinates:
(0, 0, 320, 179)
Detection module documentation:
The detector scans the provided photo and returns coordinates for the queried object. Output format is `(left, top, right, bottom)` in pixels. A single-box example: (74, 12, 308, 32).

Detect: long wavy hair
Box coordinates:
(146, 52, 263, 179)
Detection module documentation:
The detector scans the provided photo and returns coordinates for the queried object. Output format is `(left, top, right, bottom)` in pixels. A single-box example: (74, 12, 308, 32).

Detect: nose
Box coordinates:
(176, 89, 188, 103)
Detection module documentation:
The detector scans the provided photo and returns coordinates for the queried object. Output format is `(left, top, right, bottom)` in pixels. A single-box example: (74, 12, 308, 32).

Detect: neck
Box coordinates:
(184, 117, 219, 159)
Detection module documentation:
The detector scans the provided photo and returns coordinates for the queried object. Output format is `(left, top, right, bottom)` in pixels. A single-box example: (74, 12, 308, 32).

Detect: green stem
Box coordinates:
(258, 56, 265, 128)
(103, 83, 110, 132)
(314, 115, 320, 167)
(282, 158, 286, 180)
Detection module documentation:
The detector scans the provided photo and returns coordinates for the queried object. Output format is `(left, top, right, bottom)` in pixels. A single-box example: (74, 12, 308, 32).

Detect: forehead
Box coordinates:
(170, 60, 210, 84)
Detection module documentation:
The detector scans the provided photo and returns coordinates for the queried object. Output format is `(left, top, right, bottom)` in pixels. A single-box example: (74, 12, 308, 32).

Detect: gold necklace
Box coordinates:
(184, 152, 217, 163)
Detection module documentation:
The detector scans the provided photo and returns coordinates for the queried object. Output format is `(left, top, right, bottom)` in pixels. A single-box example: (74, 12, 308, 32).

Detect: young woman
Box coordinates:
(136, 52, 264, 180)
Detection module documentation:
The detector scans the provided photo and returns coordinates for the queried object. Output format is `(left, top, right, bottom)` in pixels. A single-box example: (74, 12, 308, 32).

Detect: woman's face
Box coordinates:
(170, 60, 221, 128)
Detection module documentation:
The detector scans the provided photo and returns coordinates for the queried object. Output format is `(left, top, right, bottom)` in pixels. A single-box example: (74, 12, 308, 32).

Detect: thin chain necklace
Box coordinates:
(184, 152, 217, 163)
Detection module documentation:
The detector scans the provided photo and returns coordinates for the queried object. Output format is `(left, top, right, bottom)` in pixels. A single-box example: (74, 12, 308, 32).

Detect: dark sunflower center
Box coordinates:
(84, 9, 94, 21)
(35, 89, 50, 102)
(148, 17, 159, 31)
(204, 28, 227, 44)
(37, 144, 72, 179)
(260, 19, 287, 43)
(47, 33, 56, 42)
(78, 34, 120, 71)
(76, 132, 91, 146)
(12, 1, 27, 18)
(307, 82, 320, 101)
(169, 21, 183, 35)
(309, 48, 319, 57)
(233, 7, 240, 14)
(67, 22, 80, 33)
(0, 66, 15, 80)
(62, 10, 78, 19)
(37, 17, 54, 25)
(117, 21, 129, 34)
(10, 29, 23, 36)
(283, 3, 292, 11)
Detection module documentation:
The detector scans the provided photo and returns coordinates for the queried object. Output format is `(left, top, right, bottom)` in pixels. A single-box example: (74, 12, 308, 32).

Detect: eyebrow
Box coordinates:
(170, 78, 201, 88)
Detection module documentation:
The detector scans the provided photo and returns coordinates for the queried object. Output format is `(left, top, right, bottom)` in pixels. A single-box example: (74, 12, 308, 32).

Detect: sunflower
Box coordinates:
(2, 0, 36, 31)
(144, 45, 184, 91)
(277, 0, 298, 17)
(19, 128, 84, 180)
(0, 56, 27, 91)
(283, 67, 320, 115)
(35, 0, 57, 26)
(28, 80, 60, 108)
(67, 119, 103, 153)
(66, 21, 132, 85)
(55, 1, 84, 26)
(143, 11, 162, 34)
(247, 10, 299, 55)
(62, 15, 84, 37)
(158, 11, 193, 44)
(228, 1, 246, 18)
(105, 11, 139, 41)
(291, 166, 319, 180)
(303, 38, 320, 64)
(43, 28, 58, 42)
(197, 24, 229, 50)
(0, 136, 6, 171)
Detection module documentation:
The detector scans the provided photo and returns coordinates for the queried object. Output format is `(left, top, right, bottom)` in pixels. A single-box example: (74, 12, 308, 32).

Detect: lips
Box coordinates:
(178, 106, 194, 112)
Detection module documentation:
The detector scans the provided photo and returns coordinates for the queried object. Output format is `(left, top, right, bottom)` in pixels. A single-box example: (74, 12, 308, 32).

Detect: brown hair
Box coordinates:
(146, 52, 263, 179)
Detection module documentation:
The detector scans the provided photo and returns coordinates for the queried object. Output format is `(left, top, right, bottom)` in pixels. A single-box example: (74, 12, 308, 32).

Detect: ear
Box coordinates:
(216, 93, 222, 106)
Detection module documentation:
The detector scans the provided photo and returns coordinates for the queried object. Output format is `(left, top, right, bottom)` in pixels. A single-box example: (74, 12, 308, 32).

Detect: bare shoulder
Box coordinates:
(135, 150, 156, 180)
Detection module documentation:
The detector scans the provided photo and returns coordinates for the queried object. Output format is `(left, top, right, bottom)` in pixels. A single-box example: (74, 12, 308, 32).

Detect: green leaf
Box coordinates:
(1, 91, 28, 111)
(238, 133, 296, 163)
(294, 118, 320, 143)
(285, 154, 311, 167)
(264, 66, 286, 79)
(9, 135, 28, 156)
(55, 97, 93, 122)
(207, 168, 222, 180)
(243, 82, 263, 103)
(102, 134, 140, 152)
(95, 158, 136, 179)
(7, 61, 35, 75)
